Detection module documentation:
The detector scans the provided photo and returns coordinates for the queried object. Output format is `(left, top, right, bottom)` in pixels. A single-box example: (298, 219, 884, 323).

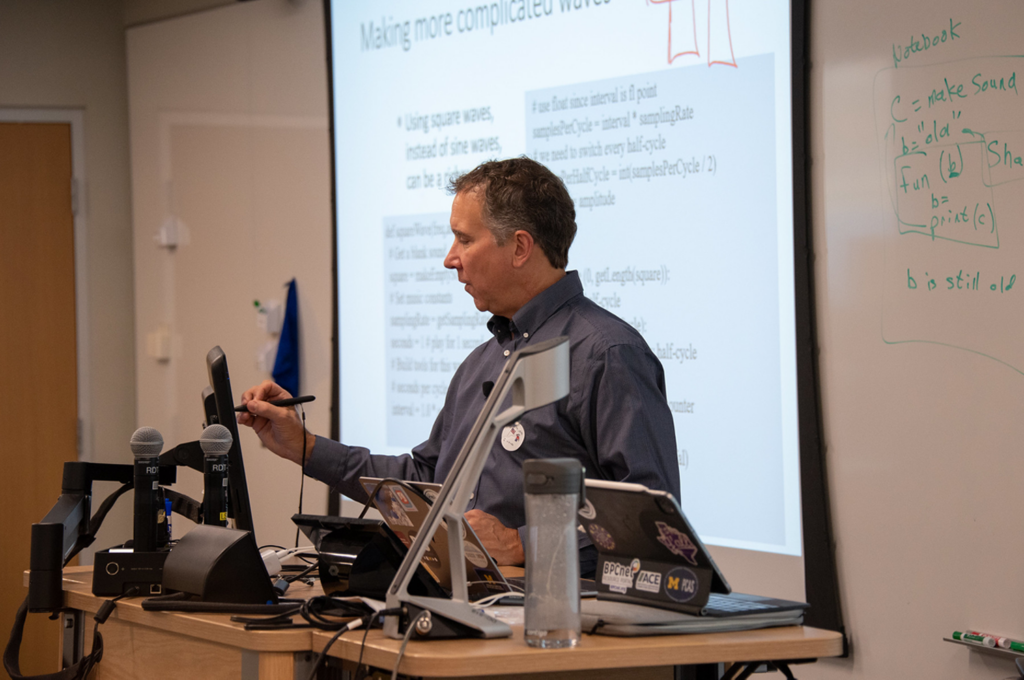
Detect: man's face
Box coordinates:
(444, 189, 517, 317)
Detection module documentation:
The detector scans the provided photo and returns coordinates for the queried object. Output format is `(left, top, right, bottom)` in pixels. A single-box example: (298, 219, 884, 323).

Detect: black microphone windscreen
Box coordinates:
(482, 381, 494, 398)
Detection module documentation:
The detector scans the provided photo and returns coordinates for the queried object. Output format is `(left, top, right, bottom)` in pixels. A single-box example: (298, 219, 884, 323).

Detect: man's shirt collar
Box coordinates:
(486, 270, 583, 343)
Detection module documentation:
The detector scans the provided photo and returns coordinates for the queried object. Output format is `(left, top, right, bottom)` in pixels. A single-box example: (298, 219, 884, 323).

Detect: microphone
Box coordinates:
(130, 427, 164, 552)
(200, 424, 232, 527)
(482, 381, 494, 398)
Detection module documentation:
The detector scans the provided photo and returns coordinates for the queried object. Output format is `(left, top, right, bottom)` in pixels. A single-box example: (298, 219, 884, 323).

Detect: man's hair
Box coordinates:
(448, 156, 576, 269)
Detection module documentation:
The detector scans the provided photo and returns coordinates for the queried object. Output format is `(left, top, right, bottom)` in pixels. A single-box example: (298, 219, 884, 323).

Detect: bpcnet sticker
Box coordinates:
(601, 560, 634, 594)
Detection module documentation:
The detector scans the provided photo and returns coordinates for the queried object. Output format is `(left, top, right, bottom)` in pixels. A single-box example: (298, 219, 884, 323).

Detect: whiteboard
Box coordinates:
(875, 51, 1023, 368)
(811, 2, 1024, 679)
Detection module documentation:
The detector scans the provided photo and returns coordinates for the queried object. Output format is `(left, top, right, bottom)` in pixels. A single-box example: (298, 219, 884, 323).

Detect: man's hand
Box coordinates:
(464, 509, 524, 566)
(236, 380, 316, 466)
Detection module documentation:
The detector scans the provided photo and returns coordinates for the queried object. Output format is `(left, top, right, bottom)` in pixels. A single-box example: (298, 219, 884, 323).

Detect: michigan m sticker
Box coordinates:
(663, 566, 699, 603)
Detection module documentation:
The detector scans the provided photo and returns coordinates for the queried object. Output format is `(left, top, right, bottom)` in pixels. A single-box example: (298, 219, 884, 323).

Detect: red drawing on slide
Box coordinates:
(647, 0, 737, 68)
(648, 0, 699, 63)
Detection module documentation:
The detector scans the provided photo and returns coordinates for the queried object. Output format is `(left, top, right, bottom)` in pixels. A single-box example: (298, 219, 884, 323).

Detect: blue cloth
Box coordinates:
(304, 271, 679, 551)
(273, 279, 300, 397)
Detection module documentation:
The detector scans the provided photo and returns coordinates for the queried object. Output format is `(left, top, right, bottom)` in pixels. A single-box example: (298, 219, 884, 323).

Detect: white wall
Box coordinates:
(124, 0, 233, 27)
(126, 0, 333, 548)
(0, 0, 137, 554)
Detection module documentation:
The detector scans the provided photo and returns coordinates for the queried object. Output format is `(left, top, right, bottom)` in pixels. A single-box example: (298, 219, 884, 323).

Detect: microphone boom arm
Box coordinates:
(28, 461, 177, 613)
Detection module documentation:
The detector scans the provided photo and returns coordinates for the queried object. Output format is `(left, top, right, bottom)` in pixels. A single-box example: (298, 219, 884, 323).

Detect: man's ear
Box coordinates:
(511, 230, 534, 268)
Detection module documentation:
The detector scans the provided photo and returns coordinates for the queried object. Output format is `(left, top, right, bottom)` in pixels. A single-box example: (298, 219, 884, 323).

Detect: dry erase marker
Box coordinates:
(953, 631, 996, 647)
(963, 629, 1024, 650)
(965, 630, 1009, 648)
(234, 395, 315, 412)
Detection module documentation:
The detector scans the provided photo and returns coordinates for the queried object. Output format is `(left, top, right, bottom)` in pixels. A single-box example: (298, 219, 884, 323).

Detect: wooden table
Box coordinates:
(39, 567, 317, 680)
(312, 621, 842, 680)
(35, 567, 843, 680)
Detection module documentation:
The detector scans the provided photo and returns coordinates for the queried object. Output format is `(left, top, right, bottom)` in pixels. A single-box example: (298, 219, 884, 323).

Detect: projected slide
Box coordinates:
(330, 0, 800, 555)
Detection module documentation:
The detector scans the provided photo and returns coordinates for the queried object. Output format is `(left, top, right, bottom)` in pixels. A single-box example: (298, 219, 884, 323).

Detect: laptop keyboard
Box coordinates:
(704, 594, 775, 614)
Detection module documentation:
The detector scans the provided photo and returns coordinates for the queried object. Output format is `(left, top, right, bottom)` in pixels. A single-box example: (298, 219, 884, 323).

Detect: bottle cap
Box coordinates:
(523, 458, 584, 496)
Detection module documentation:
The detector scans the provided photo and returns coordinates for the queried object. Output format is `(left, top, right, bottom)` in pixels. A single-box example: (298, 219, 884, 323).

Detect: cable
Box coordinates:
(285, 551, 320, 566)
(263, 546, 317, 561)
(304, 607, 404, 680)
(294, 404, 308, 548)
(259, 543, 287, 552)
(232, 595, 377, 631)
(301, 596, 374, 629)
(304, 615, 366, 680)
(76, 587, 140, 680)
(392, 610, 429, 680)
(353, 617, 374, 680)
(260, 546, 317, 578)
(284, 561, 319, 584)
(471, 591, 524, 608)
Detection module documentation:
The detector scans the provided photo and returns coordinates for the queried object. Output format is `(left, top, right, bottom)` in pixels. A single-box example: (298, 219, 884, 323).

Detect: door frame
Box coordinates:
(0, 108, 92, 462)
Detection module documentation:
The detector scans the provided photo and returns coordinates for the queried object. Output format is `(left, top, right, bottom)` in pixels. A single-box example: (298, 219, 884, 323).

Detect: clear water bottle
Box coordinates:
(523, 458, 584, 648)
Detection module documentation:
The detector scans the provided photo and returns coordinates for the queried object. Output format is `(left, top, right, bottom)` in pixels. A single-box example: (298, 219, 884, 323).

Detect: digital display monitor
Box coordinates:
(206, 346, 255, 536)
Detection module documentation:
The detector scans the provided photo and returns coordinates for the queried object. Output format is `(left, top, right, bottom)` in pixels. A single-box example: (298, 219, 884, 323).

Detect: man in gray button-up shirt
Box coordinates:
(239, 157, 679, 574)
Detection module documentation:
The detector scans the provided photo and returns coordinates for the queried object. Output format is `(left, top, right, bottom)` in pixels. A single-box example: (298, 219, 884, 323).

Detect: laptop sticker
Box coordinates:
(376, 490, 413, 527)
(663, 566, 700, 603)
(636, 570, 662, 593)
(578, 498, 597, 520)
(390, 485, 417, 512)
(392, 529, 412, 549)
(474, 567, 502, 583)
(463, 541, 488, 568)
(588, 523, 615, 551)
(422, 488, 439, 503)
(654, 521, 699, 565)
(601, 560, 635, 594)
(501, 421, 526, 451)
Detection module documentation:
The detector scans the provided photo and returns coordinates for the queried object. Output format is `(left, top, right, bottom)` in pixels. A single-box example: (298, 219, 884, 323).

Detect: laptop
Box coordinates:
(580, 479, 808, 618)
(358, 477, 515, 600)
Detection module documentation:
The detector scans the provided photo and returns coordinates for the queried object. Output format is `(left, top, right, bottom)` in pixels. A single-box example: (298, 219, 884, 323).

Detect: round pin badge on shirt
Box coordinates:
(501, 421, 526, 451)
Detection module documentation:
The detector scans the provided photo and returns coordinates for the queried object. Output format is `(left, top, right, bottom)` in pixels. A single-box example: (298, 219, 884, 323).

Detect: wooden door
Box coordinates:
(0, 122, 79, 678)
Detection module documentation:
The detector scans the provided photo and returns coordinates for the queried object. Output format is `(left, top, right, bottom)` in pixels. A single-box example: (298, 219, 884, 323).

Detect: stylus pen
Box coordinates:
(234, 395, 315, 412)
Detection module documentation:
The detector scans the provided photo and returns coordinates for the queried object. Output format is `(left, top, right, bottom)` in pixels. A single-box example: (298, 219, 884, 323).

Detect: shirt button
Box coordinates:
(523, 332, 529, 338)
(503, 350, 510, 357)
(470, 492, 475, 500)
